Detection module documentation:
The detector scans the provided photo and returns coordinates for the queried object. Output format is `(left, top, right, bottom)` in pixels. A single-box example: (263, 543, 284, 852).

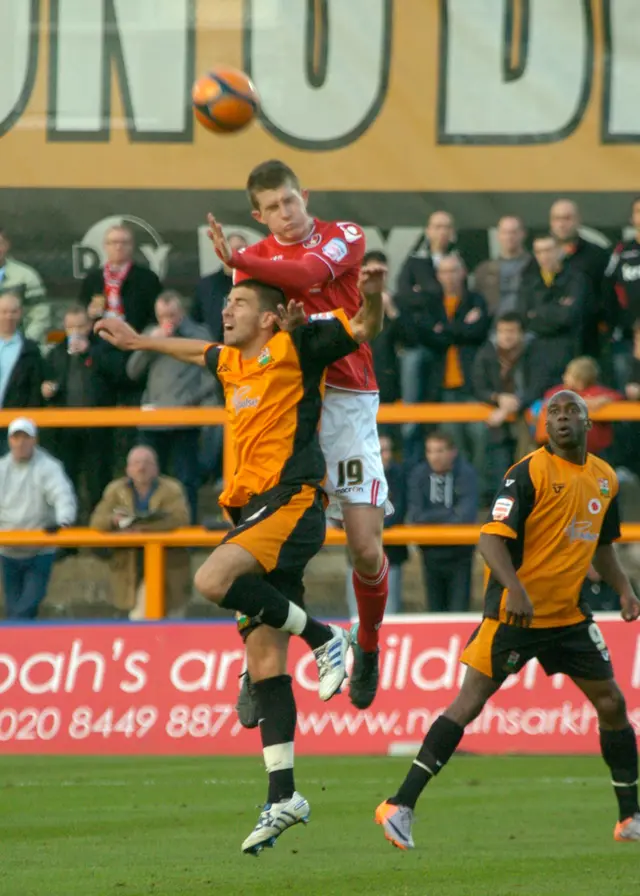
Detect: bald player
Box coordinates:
(376, 390, 640, 849)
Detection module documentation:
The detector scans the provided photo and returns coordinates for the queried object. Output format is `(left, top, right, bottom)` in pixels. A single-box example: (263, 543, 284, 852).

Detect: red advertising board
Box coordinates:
(0, 615, 638, 755)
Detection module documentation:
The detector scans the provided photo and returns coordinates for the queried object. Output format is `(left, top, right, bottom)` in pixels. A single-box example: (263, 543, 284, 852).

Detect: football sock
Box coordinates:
(353, 554, 389, 652)
(221, 575, 331, 650)
(600, 726, 640, 822)
(390, 715, 464, 809)
(254, 675, 297, 804)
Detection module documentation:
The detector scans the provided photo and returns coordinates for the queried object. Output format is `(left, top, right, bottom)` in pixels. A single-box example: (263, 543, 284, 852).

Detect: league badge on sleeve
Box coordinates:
(492, 496, 515, 521)
(322, 238, 348, 263)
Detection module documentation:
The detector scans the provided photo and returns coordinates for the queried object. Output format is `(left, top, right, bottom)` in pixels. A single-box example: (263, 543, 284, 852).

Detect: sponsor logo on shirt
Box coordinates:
(504, 479, 515, 487)
(303, 233, 322, 249)
(309, 312, 336, 321)
(492, 496, 514, 521)
(564, 517, 599, 542)
(321, 238, 348, 263)
(552, 482, 565, 494)
(231, 385, 260, 414)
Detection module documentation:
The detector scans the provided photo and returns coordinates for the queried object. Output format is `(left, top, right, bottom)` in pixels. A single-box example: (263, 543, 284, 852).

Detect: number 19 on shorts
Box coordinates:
(336, 458, 364, 488)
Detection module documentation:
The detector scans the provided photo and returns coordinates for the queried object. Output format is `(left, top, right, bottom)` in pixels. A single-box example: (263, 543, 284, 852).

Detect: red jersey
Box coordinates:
(233, 219, 377, 392)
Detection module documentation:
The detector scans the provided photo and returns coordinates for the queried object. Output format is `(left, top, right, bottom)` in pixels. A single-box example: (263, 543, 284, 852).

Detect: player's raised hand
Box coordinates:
(94, 317, 140, 351)
(207, 213, 232, 265)
(358, 262, 388, 297)
(504, 583, 534, 627)
(276, 300, 306, 331)
(620, 590, 640, 622)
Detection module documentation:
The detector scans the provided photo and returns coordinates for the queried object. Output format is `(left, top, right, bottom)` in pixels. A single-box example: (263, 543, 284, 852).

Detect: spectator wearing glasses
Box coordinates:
(79, 224, 162, 332)
(90, 446, 190, 620)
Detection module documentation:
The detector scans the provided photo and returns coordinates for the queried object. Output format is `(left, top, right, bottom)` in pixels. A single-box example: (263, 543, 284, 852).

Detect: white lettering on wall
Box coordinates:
(0, 0, 38, 136)
(246, 0, 391, 148)
(603, 0, 640, 141)
(440, 0, 590, 143)
(49, 0, 193, 139)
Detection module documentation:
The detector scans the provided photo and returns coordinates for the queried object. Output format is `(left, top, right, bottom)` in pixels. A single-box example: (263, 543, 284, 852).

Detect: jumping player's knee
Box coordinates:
(194, 544, 261, 605)
(193, 564, 229, 604)
(246, 628, 289, 682)
(352, 542, 384, 577)
(593, 682, 628, 728)
(194, 563, 235, 604)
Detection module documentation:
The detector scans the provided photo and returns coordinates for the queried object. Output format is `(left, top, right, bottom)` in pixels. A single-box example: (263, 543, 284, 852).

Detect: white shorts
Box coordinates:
(319, 388, 391, 521)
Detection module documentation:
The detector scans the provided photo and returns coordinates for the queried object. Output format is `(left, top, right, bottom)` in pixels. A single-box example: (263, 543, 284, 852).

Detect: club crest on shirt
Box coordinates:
(303, 233, 322, 249)
(598, 478, 610, 496)
(257, 348, 272, 367)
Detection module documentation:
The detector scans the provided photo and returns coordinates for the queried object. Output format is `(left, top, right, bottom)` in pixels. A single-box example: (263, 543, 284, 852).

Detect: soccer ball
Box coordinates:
(192, 66, 260, 134)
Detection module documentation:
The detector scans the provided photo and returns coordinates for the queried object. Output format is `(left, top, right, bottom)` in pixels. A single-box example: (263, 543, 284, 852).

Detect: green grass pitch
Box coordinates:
(1, 755, 637, 896)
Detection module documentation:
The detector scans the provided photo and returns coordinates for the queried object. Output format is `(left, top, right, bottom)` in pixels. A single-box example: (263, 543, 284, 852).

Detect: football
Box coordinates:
(192, 66, 260, 134)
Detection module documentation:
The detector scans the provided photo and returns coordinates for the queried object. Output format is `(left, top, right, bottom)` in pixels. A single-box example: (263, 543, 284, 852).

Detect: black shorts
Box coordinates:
(222, 484, 325, 644)
(461, 617, 614, 683)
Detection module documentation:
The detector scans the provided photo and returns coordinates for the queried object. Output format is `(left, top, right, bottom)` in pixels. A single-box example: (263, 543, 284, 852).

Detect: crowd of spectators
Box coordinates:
(1, 196, 640, 618)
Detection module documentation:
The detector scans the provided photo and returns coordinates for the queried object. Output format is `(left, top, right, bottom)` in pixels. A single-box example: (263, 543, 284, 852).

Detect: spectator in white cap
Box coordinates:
(0, 417, 76, 619)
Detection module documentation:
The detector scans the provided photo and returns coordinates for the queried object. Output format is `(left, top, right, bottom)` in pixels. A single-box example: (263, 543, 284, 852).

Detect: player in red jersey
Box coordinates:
(207, 159, 390, 714)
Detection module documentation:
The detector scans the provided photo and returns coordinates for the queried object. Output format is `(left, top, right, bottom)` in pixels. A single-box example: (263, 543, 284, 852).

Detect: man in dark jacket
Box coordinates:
(192, 233, 247, 341)
(0, 291, 43, 411)
(394, 211, 458, 467)
(472, 311, 551, 493)
(603, 197, 640, 388)
(408, 431, 478, 612)
(41, 305, 128, 518)
(518, 234, 585, 384)
(397, 253, 491, 490)
(549, 199, 609, 358)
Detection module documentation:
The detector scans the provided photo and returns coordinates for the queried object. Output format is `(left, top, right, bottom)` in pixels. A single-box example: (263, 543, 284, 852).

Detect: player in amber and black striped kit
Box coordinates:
(376, 390, 640, 849)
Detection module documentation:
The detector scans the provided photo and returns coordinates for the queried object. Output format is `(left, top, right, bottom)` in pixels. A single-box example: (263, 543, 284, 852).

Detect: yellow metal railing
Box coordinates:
(1, 401, 637, 617)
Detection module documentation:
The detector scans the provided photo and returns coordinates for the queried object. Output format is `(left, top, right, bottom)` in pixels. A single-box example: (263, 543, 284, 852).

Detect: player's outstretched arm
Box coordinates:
(349, 262, 386, 344)
(478, 533, 534, 627)
(206, 213, 331, 292)
(592, 544, 640, 621)
(95, 317, 208, 367)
